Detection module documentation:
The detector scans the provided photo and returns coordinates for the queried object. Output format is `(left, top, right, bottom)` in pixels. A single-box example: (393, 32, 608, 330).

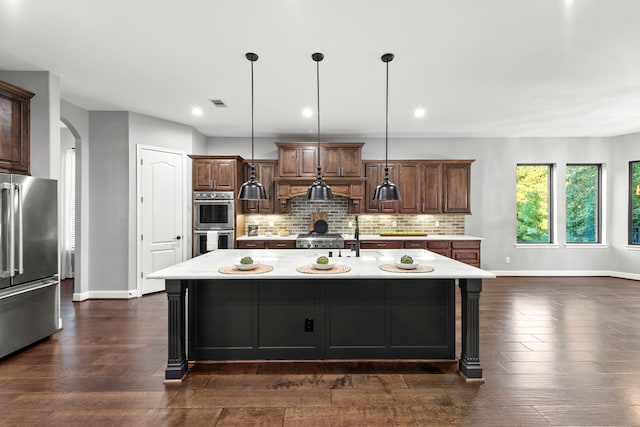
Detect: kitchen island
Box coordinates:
(148, 249, 495, 381)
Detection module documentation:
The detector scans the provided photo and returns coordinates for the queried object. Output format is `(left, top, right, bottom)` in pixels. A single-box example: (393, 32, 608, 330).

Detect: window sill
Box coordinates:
(515, 244, 560, 249)
(564, 243, 609, 249)
(624, 245, 640, 251)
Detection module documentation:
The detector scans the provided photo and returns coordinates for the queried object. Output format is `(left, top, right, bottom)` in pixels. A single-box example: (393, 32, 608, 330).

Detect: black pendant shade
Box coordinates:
(238, 52, 267, 201)
(307, 52, 333, 201)
(373, 53, 401, 202)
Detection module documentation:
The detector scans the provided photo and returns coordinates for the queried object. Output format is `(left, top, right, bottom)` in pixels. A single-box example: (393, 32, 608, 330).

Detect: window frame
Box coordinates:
(630, 160, 640, 246)
(516, 163, 554, 244)
(565, 163, 602, 244)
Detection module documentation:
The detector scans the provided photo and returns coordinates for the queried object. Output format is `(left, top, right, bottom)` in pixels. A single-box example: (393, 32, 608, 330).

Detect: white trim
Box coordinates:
(564, 243, 609, 249)
(490, 270, 640, 281)
(73, 290, 139, 300)
(136, 144, 189, 297)
(624, 245, 640, 251)
(515, 243, 560, 249)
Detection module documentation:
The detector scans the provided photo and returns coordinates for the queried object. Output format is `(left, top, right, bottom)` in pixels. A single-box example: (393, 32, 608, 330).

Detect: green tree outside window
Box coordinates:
(517, 165, 551, 243)
(566, 165, 600, 243)
(631, 161, 640, 245)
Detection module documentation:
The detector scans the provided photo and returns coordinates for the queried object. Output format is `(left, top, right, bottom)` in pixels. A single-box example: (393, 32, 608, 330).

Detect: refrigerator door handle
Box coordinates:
(0, 182, 11, 278)
(15, 183, 24, 275)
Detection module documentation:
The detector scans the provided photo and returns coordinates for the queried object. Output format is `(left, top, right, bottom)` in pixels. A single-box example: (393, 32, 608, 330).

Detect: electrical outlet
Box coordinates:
(268, 221, 274, 227)
(392, 221, 397, 227)
(505, 256, 511, 264)
(435, 221, 440, 227)
(348, 221, 353, 228)
(304, 318, 314, 332)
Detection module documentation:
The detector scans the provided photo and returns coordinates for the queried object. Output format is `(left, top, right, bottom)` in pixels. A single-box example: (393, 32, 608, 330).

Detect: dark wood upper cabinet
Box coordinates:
(243, 160, 276, 214)
(0, 80, 35, 175)
(364, 163, 398, 213)
(321, 145, 362, 177)
(421, 163, 443, 213)
(397, 163, 421, 213)
(442, 163, 471, 213)
(191, 156, 243, 191)
(364, 160, 473, 215)
(277, 144, 317, 177)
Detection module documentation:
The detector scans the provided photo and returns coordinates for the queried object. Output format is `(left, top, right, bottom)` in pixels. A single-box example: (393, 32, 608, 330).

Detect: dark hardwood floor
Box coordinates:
(1, 277, 639, 426)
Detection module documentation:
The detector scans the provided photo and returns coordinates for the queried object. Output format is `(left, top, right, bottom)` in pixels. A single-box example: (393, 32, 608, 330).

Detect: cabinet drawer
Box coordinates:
(237, 241, 266, 249)
(266, 240, 296, 249)
(404, 241, 428, 249)
(361, 240, 403, 249)
(427, 241, 451, 249)
(452, 240, 480, 249)
(430, 248, 452, 258)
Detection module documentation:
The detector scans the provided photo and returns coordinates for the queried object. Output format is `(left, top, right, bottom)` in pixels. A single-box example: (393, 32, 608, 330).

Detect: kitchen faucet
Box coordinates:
(351, 215, 361, 257)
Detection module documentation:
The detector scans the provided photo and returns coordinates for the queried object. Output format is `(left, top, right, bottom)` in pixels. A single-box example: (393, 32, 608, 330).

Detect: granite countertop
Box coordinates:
(237, 234, 483, 241)
(147, 248, 495, 280)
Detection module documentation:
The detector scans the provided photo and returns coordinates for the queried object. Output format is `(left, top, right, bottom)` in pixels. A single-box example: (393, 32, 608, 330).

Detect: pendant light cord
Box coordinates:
(251, 58, 255, 174)
(316, 58, 321, 179)
(385, 58, 389, 171)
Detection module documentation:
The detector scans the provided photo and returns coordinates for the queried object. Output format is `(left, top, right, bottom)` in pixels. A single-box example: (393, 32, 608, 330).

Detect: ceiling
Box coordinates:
(2, 0, 640, 139)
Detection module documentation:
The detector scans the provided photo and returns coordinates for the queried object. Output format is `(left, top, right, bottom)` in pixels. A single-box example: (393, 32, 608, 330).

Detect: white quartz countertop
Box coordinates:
(237, 234, 483, 241)
(148, 249, 495, 280)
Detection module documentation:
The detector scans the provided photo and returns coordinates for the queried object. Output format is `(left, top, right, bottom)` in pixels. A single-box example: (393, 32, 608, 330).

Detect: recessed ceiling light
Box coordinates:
(414, 108, 426, 118)
(192, 107, 203, 116)
(302, 108, 313, 118)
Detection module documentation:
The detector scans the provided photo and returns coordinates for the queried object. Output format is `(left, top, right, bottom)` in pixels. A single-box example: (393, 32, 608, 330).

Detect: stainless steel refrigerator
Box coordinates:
(0, 173, 59, 358)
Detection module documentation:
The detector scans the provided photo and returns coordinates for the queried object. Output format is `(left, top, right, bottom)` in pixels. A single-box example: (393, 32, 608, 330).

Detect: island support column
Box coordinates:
(165, 279, 188, 380)
(458, 278, 483, 380)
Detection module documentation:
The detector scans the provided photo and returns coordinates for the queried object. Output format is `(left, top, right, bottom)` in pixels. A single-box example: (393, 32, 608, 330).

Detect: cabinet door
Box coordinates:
(421, 163, 442, 213)
(243, 161, 275, 213)
(213, 159, 236, 191)
(443, 163, 471, 213)
(427, 241, 451, 258)
(321, 146, 341, 177)
(339, 147, 362, 177)
(321, 146, 362, 177)
(397, 163, 420, 213)
(451, 240, 480, 267)
(193, 159, 214, 190)
(298, 146, 318, 177)
(278, 146, 298, 177)
(365, 163, 398, 213)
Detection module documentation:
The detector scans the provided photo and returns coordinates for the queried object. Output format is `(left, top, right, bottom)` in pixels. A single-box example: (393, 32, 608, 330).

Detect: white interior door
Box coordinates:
(139, 147, 186, 295)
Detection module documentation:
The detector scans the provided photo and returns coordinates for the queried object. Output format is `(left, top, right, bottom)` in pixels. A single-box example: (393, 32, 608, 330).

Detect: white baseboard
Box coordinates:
(490, 270, 640, 281)
(73, 290, 139, 300)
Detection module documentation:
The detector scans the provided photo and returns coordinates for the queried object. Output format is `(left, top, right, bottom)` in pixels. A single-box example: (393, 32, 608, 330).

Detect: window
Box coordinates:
(517, 164, 553, 243)
(566, 164, 601, 243)
(630, 161, 640, 245)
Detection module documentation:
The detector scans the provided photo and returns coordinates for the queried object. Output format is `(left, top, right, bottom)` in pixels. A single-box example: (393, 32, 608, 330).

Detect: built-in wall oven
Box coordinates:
(193, 191, 235, 256)
(194, 230, 234, 256)
(194, 191, 234, 230)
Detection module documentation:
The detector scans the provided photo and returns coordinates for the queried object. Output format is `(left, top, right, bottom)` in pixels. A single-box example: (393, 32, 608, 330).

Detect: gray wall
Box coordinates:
(207, 135, 638, 277)
(88, 112, 129, 294)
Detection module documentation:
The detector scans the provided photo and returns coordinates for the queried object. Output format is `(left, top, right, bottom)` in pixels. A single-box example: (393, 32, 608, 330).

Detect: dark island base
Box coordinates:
(165, 278, 482, 381)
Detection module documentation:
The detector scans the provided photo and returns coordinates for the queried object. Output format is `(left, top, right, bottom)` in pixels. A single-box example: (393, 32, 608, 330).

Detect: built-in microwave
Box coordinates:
(194, 191, 234, 230)
(194, 230, 234, 256)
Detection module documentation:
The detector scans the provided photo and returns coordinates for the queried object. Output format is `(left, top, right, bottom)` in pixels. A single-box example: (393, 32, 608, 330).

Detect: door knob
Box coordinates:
(176, 236, 181, 240)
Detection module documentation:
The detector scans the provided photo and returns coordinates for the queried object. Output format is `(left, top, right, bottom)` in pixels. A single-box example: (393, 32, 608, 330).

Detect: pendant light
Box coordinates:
(306, 52, 334, 200)
(373, 53, 401, 201)
(238, 52, 267, 201)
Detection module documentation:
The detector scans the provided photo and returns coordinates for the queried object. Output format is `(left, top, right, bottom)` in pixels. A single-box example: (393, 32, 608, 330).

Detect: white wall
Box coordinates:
(207, 135, 639, 278)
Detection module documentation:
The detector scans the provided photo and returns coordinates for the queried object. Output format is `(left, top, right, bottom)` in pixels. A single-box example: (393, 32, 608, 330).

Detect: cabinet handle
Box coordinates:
(275, 243, 286, 247)
(213, 179, 217, 189)
(376, 243, 386, 247)
(246, 243, 257, 248)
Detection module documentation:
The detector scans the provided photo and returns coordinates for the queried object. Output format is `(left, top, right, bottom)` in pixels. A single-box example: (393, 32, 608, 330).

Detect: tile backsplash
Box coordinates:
(240, 196, 466, 236)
